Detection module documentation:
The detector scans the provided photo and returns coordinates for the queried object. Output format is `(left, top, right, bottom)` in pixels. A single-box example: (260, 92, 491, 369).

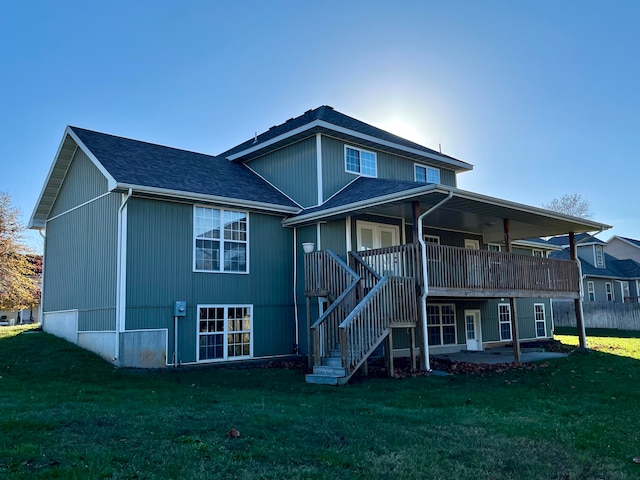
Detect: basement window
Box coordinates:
(198, 305, 252, 361)
(426, 304, 456, 346)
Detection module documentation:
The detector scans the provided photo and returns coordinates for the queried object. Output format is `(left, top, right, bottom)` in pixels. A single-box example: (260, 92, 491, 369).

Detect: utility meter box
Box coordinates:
(174, 301, 187, 317)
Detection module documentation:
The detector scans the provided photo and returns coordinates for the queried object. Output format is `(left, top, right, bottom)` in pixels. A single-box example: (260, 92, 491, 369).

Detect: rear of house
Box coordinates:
(30, 106, 610, 379)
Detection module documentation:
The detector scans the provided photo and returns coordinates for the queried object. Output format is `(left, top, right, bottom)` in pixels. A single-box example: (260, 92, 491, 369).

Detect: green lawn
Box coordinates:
(1, 326, 640, 479)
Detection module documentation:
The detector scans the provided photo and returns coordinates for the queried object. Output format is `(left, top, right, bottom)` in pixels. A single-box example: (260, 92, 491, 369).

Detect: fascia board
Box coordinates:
(116, 183, 301, 214)
(227, 119, 473, 172)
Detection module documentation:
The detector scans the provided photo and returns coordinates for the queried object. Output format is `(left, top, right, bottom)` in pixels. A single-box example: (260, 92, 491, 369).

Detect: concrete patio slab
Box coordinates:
(434, 347, 567, 365)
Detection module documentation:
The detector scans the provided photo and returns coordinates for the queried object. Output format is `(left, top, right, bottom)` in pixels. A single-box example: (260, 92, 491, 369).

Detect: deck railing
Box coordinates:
(357, 243, 581, 297)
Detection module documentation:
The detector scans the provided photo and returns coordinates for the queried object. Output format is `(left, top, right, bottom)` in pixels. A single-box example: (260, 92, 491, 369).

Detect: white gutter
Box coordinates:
(115, 188, 133, 364)
(417, 191, 454, 371)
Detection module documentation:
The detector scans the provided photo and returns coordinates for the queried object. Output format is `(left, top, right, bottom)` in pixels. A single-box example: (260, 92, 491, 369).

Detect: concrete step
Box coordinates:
(321, 356, 342, 367)
(313, 365, 346, 377)
(305, 373, 339, 385)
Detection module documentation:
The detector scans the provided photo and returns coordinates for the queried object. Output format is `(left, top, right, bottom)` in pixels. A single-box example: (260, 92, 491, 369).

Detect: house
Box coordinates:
(605, 236, 640, 265)
(29, 106, 610, 383)
(547, 234, 640, 303)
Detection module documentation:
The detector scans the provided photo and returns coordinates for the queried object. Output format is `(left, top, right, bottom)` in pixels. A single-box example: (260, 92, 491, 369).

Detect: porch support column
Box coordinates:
(509, 297, 521, 364)
(386, 329, 394, 377)
(503, 218, 512, 252)
(412, 201, 420, 243)
(504, 218, 520, 362)
(569, 232, 588, 349)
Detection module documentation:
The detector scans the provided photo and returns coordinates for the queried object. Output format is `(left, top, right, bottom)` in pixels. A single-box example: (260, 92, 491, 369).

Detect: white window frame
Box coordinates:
(414, 164, 441, 184)
(605, 282, 614, 301)
(196, 304, 253, 362)
(587, 281, 595, 301)
(532, 249, 546, 258)
(498, 303, 512, 341)
(344, 145, 377, 177)
(534, 303, 547, 338)
(594, 245, 605, 268)
(621, 281, 630, 303)
(425, 304, 457, 346)
(488, 243, 502, 252)
(193, 205, 249, 274)
(423, 234, 441, 245)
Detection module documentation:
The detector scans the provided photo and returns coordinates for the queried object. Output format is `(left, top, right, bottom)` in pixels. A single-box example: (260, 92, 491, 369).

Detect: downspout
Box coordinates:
(38, 230, 46, 327)
(417, 191, 454, 371)
(115, 188, 132, 364)
(292, 227, 300, 353)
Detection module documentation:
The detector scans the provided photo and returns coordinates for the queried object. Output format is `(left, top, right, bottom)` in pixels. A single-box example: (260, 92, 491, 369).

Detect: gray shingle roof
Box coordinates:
(70, 127, 299, 209)
(545, 233, 604, 246)
(218, 106, 471, 169)
(550, 250, 640, 279)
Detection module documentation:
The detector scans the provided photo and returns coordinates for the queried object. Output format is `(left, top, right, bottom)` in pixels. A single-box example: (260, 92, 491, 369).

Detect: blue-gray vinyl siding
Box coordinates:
(321, 136, 456, 200)
(124, 198, 295, 363)
(247, 137, 317, 208)
(295, 224, 318, 355)
(320, 220, 347, 258)
(583, 277, 619, 303)
(49, 148, 109, 218)
(43, 193, 119, 331)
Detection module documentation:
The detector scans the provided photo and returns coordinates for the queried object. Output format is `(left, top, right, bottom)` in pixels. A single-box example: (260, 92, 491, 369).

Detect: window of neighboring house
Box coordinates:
(532, 249, 546, 258)
(345, 145, 377, 177)
(605, 282, 614, 301)
(194, 206, 248, 273)
(415, 164, 441, 184)
(488, 244, 502, 252)
(594, 245, 605, 268)
(198, 305, 252, 361)
(534, 303, 546, 338)
(426, 304, 456, 346)
(587, 281, 595, 301)
(498, 303, 512, 341)
(622, 281, 630, 302)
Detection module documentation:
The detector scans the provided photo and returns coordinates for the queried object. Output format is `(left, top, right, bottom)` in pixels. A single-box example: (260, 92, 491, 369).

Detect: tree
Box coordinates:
(0, 192, 40, 311)
(542, 193, 592, 219)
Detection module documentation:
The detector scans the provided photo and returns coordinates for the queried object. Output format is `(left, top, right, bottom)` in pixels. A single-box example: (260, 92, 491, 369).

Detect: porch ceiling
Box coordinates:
(283, 185, 611, 243)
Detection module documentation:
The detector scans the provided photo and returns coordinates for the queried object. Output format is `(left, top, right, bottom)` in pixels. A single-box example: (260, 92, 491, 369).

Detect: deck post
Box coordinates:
(569, 232, 588, 349)
(410, 326, 416, 370)
(306, 297, 313, 370)
(503, 218, 512, 253)
(387, 329, 394, 377)
(412, 201, 420, 242)
(509, 297, 521, 363)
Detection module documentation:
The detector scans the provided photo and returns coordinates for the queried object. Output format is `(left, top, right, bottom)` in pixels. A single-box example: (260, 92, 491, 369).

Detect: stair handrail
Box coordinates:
(308, 250, 360, 366)
(339, 276, 417, 379)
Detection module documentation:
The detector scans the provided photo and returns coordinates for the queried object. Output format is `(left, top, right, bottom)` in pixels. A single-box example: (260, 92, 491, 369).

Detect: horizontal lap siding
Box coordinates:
(248, 137, 317, 208)
(49, 149, 109, 217)
(44, 193, 119, 331)
(125, 198, 295, 363)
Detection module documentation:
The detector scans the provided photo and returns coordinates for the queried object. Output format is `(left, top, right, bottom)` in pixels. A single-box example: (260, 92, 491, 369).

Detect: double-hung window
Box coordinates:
(198, 305, 252, 361)
(194, 206, 248, 273)
(498, 303, 512, 341)
(595, 245, 605, 268)
(415, 164, 441, 184)
(534, 303, 546, 337)
(345, 146, 377, 177)
(605, 282, 614, 301)
(587, 281, 595, 301)
(426, 304, 456, 346)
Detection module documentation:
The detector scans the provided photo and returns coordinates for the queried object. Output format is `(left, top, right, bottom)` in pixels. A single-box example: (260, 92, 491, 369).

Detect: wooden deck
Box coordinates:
(355, 243, 581, 299)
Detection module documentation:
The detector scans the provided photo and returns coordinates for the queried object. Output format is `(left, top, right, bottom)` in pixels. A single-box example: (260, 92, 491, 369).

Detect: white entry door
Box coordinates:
(356, 221, 399, 251)
(464, 309, 482, 351)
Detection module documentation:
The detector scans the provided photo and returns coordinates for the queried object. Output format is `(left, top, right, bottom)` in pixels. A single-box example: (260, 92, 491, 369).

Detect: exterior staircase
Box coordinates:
(304, 250, 417, 385)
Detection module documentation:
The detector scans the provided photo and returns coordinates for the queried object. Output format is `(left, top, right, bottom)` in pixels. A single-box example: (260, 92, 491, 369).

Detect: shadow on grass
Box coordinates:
(555, 326, 640, 339)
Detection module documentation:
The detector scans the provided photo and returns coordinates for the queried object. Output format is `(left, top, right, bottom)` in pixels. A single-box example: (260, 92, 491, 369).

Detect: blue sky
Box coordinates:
(1, 1, 638, 251)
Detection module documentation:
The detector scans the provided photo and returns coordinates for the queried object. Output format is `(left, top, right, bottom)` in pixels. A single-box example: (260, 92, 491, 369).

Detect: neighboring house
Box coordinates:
(604, 236, 640, 264)
(29, 106, 610, 383)
(548, 234, 640, 303)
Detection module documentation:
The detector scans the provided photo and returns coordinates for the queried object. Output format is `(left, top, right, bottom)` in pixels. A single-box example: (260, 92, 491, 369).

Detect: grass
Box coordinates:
(1, 326, 640, 479)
